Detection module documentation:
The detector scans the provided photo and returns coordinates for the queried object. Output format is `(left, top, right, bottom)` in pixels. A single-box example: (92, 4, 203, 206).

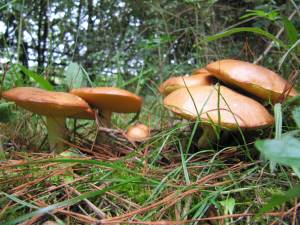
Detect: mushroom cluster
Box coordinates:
(2, 86, 143, 153)
(2, 59, 297, 152)
(160, 59, 298, 148)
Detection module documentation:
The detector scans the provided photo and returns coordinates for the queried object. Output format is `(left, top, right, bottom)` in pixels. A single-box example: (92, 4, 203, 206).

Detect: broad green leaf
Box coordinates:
(257, 184, 300, 216)
(292, 106, 300, 128)
(255, 135, 300, 168)
(220, 197, 235, 215)
(64, 62, 87, 89)
(16, 64, 53, 90)
(205, 27, 286, 49)
(281, 16, 299, 45)
(80, 65, 93, 87)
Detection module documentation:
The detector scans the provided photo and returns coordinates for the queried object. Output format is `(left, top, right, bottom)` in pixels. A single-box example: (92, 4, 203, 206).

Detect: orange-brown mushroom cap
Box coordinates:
(206, 59, 298, 102)
(191, 68, 213, 76)
(164, 85, 274, 129)
(70, 87, 142, 113)
(126, 123, 150, 142)
(2, 87, 94, 119)
(159, 74, 215, 96)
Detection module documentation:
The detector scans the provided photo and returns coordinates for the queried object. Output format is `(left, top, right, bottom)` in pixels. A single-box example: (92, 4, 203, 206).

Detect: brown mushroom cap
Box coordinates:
(163, 85, 274, 129)
(159, 74, 215, 96)
(206, 59, 298, 102)
(70, 87, 142, 113)
(191, 68, 213, 76)
(126, 123, 150, 142)
(2, 87, 94, 119)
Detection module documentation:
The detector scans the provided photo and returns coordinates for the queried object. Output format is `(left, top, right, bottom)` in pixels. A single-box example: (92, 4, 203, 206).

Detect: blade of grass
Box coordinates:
(2, 179, 136, 225)
(205, 27, 286, 49)
(270, 103, 282, 172)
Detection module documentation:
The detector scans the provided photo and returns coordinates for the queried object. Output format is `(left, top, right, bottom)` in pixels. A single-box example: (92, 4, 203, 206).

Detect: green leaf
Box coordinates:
(205, 27, 286, 49)
(64, 62, 87, 90)
(220, 197, 235, 215)
(240, 9, 278, 21)
(255, 134, 300, 168)
(281, 16, 299, 45)
(257, 184, 300, 216)
(292, 106, 300, 128)
(16, 64, 53, 91)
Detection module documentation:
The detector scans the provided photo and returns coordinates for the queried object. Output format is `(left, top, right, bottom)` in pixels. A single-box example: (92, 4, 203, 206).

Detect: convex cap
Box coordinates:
(206, 59, 298, 102)
(159, 74, 215, 96)
(70, 87, 142, 113)
(191, 68, 212, 76)
(163, 85, 274, 129)
(126, 123, 150, 142)
(2, 87, 94, 119)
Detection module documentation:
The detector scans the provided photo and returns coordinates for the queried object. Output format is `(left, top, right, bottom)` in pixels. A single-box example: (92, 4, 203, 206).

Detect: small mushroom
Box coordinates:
(163, 85, 274, 148)
(159, 74, 215, 96)
(206, 59, 298, 103)
(70, 87, 142, 143)
(126, 123, 150, 142)
(2, 87, 94, 152)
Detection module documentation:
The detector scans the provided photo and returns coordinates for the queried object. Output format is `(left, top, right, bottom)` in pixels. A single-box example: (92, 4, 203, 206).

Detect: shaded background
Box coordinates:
(0, 0, 299, 92)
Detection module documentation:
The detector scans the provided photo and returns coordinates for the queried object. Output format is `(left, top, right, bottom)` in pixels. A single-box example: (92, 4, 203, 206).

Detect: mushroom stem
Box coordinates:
(95, 110, 112, 144)
(101, 110, 112, 127)
(46, 116, 67, 153)
(197, 125, 218, 148)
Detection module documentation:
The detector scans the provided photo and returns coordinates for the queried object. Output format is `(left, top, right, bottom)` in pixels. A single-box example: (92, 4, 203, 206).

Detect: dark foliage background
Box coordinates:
(1, 0, 299, 88)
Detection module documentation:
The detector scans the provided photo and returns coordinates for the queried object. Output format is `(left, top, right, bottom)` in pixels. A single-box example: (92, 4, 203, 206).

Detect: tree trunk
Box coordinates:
(73, 0, 83, 61)
(37, 0, 48, 73)
(84, 0, 94, 70)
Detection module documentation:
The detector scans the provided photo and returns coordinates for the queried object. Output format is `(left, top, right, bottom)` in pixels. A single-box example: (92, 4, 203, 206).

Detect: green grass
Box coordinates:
(0, 96, 299, 224)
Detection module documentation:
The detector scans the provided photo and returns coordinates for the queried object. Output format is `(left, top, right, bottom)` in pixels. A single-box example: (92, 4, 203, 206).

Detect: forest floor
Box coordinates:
(0, 105, 299, 225)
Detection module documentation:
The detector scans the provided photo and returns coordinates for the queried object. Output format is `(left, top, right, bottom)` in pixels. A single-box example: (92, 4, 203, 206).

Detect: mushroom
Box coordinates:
(159, 74, 215, 96)
(70, 87, 142, 143)
(191, 68, 212, 76)
(163, 85, 274, 148)
(206, 59, 298, 103)
(2, 87, 94, 152)
(126, 123, 150, 142)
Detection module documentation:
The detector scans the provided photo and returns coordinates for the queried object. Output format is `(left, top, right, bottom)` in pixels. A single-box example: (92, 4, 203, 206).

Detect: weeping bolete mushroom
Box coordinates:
(126, 123, 150, 142)
(206, 59, 298, 103)
(159, 74, 215, 96)
(163, 85, 274, 148)
(2, 87, 94, 152)
(70, 87, 143, 143)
